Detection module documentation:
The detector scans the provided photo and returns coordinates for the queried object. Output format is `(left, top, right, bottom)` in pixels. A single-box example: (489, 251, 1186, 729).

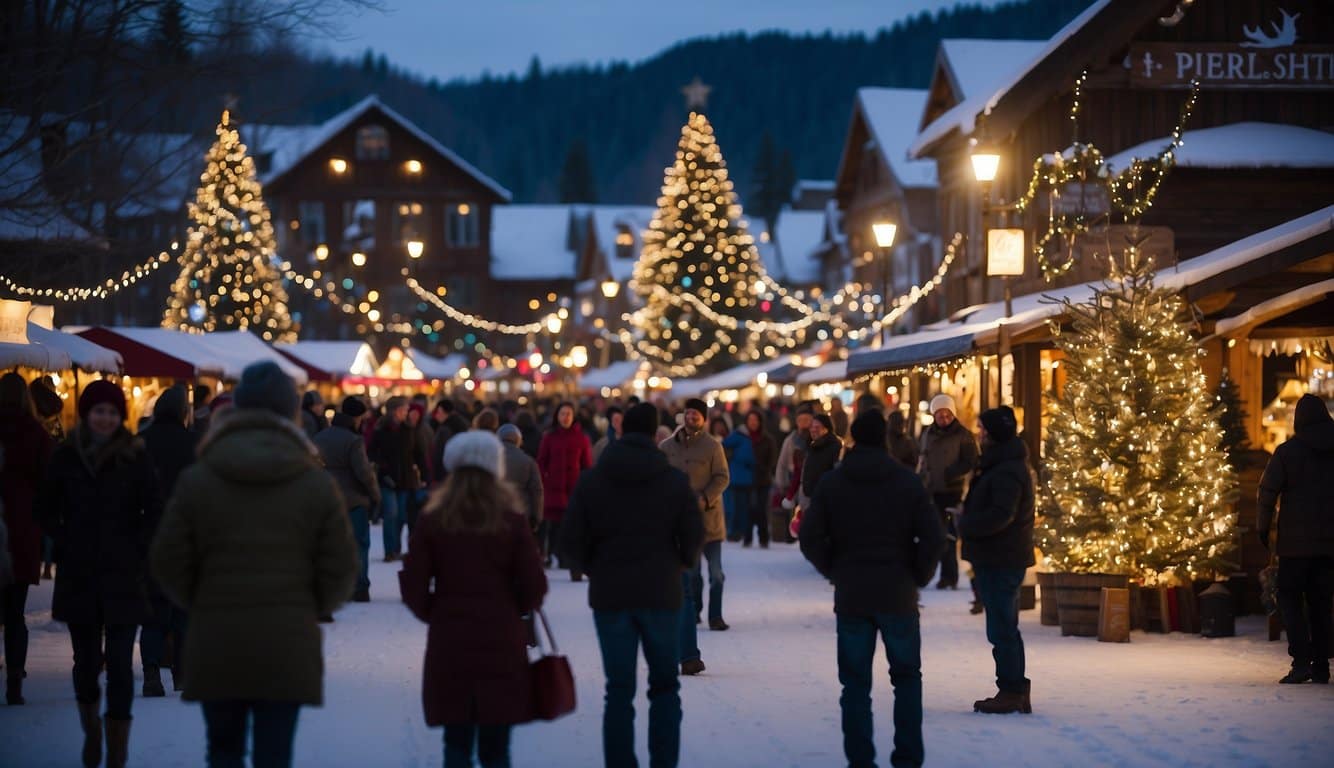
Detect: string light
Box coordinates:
(1, 251, 172, 301)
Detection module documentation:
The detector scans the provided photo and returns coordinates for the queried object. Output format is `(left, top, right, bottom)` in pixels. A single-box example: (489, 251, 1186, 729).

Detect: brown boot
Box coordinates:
(77, 700, 102, 767)
(105, 717, 132, 768)
(974, 681, 1032, 714)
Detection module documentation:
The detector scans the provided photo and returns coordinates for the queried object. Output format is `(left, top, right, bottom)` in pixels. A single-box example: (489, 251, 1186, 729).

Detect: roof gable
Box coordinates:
(834, 89, 937, 199)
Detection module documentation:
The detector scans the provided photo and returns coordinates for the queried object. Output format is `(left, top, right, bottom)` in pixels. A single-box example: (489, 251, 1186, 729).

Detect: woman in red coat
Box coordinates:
(536, 402, 592, 580)
(0, 372, 55, 705)
(399, 430, 547, 768)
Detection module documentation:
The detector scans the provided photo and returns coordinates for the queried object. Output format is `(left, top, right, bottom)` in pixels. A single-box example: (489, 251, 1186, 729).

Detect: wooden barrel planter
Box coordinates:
(1036, 572, 1059, 626)
(1055, 573, 1130, 637)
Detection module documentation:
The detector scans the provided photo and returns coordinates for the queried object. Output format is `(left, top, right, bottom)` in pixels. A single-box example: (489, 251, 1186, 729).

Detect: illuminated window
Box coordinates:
(447, 202, 479, 247)
(614, 228, 635, 259)
(355, 124, 390, 160)
(394, 202, 425, 244)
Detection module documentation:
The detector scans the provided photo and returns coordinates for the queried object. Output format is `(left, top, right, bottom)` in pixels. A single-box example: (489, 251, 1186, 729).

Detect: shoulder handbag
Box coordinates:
(529, 608, 576, 721)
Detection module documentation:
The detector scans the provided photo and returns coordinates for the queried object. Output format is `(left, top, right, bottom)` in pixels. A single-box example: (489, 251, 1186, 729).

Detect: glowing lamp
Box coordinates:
(314, 244, 329, 261)
(329, 157, 348, 175)
(351, 252, 367, 267)
(405, 159, 422, 174)
(970, 146, 1001, 183)
(601, 279, 620, 299)
(872, 222, 898, 249)
(406, 240, 425, 259)
(546, 315, 562, 333)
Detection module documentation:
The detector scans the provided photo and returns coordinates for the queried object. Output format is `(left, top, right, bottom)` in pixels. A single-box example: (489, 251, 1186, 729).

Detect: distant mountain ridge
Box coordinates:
(202, 0, 1094, 205)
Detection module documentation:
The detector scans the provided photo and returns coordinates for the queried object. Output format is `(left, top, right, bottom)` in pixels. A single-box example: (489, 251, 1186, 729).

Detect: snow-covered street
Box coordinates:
(3, 535, 1331, 767)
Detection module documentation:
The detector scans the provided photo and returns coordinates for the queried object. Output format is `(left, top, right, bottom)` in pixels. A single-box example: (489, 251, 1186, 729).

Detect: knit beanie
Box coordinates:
(929, 393, 957, 415)
(1294, 393, 1331, 429)
(444, 430, 505, 478)
(233, 361, 300, 421)
(623, 402, 660, 436)
(684, 398, 709, 418)
(302, 390, 323, 410)
(29, 378, 64, 419)
(341, 396, 368, 419)
(979, 405, 1018, 443)
(497, 423, 522, 445)
(850, 410, 887, 447)
(152, 385, 189, 425)
(78, 379, 127, 422)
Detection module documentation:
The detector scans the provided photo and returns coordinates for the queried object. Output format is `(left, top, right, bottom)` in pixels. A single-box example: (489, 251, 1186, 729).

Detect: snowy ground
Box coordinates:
(3, 533, 1331, 767)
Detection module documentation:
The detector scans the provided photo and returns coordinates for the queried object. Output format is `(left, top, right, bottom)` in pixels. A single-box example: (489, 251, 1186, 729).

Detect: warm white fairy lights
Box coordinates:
(0, 251, 173, 301)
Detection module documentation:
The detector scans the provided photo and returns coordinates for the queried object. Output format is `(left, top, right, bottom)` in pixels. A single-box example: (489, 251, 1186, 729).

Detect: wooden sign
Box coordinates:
(0, 299, 32, 344)
(1050, 182, 1110, 217)
(1128, 43, 1334, 88)
(1098, 587, 1131, 643)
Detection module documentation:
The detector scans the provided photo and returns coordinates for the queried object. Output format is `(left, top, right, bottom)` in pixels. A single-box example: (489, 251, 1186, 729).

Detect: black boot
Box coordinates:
(105, 716, 131, 768)
(171, 666, 185, 692)
(974, 680, 1032, 714)
(77, 700, 102, 767)
(1279, 663, 1312, 684)
(142, 665, 165, 697)
(5, 675, 23, 705)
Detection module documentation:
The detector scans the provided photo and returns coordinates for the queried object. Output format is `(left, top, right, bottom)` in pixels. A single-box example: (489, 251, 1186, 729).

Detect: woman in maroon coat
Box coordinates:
(400, 430, 547, 768)
(536, 402, 592, 579)
(0, 372, 55, 705)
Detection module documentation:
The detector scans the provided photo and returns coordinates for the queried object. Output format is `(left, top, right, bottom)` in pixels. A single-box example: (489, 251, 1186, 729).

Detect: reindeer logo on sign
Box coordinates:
(1241, 8, 1300, 48)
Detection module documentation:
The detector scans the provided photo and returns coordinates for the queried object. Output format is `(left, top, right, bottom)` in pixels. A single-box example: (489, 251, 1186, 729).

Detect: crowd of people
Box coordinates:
(0, 362, 1329, 768)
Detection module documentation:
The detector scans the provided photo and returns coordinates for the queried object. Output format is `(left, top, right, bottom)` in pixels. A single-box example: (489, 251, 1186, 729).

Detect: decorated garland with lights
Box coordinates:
(1038, 245, 1236, 584)
(162, 109, 295, 342)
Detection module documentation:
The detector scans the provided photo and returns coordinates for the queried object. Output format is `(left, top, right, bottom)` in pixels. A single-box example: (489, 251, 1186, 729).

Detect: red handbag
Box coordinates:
(529, 609, 576, 721)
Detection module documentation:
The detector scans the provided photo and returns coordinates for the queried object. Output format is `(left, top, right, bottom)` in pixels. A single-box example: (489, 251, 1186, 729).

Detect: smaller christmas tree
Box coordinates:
(163, 108, 295, 342)
(1213, 368, 1250, 468)
(1039, 246, 1236, 585)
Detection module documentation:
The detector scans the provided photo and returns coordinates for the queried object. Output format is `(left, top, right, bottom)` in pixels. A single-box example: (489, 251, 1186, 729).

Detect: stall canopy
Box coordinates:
(579, 360, 645, 391)
(673, 360, 793, 397)
(26, 323, 122, 373)
(797, 359, 848, 385)
(848, 323, 995, 377)
(408, 349, 467, 380)
(76, 327, 307, 384)
(276, 341, 379, 382)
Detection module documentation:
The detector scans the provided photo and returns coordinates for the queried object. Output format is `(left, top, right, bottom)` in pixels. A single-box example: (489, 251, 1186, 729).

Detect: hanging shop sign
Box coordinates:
(0, 299, 32, 344)
(1127, 7, 1333, 89)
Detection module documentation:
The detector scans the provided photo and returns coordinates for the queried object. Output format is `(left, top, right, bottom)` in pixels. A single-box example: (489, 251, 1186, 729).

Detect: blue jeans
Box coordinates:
(201, 700, 301, 768)
(139, 601, 188, 669)
(444, 724, 511, 768)
(381, 489, 413, 556)
(678, 570, 700, 663)
(973, 566, 1027, 693)
(348, 506, 370, 593)
(690, 541, 724, 623)
(723, 488, 739, 538)
(593, 609, 682, 768)
(836, 613, 924, 768)
(69, 622, 137, 720)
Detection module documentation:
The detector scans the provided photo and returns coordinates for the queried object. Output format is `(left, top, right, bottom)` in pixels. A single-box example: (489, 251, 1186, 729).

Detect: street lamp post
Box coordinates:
(970, 137, 1023, 407)
(872, 221, 897, 346)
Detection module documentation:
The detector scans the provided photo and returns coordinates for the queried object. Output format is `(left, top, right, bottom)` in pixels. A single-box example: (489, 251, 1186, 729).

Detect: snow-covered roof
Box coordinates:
(408, 349, 467, 380)
(850, 203, 1334, 375)
(579, 359, 645, 391)
(250, 95, 511, 201)
(584, 205, 656, 282)
(489, 205, 577, 279)
(796, 358, 848, 385)
(771, 208, 827, 284)
(276, 340, 378, 378)
(794, 179, 835, 191)
(1212, 278, 1334, 339)
(937, 39, 1047, 105)
(88, 328, 307, 383)
(910, 0, 1112, 158)
(26, 322, 122, 373)
(1104, 123, 1334, 172)
(855, 89, 938, 189)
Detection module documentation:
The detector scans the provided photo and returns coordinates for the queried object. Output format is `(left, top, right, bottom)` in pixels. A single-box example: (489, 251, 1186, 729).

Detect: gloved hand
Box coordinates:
(780, 496, 795, 511)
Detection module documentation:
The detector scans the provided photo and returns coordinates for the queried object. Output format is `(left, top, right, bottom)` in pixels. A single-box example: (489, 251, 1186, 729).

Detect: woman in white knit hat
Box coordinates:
(916, 393, 979, 590)
(399, 430, 549, 768)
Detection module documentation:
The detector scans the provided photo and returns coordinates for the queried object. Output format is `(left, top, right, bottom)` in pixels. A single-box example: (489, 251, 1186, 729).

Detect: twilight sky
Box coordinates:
(320, 0, 1002, 82)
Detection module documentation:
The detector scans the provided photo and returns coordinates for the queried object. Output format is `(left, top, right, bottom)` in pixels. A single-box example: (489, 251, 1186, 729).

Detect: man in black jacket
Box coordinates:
(314, 397, 381, 603)
(918, 393, 978, 589)
(799, 411, 945, 768)
(1258, 393, 1334, 685)
(562, 403, 704, 768)
(958, 405, 1035, 715)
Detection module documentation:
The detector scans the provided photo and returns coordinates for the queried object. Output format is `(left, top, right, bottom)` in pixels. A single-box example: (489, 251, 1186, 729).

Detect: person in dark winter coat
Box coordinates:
(299, 390, 328, 440)
(958, 405, 1036, 715)
(721, 415, 755, 541)
(917, 394, 979, 589)
(430, 410, 473, 488)
(369, 396, 428, 562)
(498, 424, 543, 533)
(151, 361, 357, 768)
(734, 410, 778, 548)
(562, 403, 704, 768)
(0, 372, 55, 706)
(399, 430, 548, 768)
(799, 413, 842, 508)
(887, 410, 919, 468)
(1258, 393, 1334, 685)
(799, 410, 946, 768)
(137, 386, 198, 697)
(38, 379, 162, 768)
(591, 406, 622, 463)
(314, 396, 381, 603)
(536, 402, 593, 578)
(514, 409, 542, 460)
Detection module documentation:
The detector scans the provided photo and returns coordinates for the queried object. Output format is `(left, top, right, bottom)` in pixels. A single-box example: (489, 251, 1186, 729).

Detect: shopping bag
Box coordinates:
(529, 609, 576, 721)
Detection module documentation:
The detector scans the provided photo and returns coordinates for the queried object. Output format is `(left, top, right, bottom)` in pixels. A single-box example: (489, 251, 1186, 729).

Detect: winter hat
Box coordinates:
(1294, 393, 1331, 429)
(497, 423, 523, 445)
(979, 405, 1018, 443)
(78, 379, 127, 422)
(233, 361, 300, 421)
(341, 396, 368, 419)
(443, 430, 505, 478)
(152, 385, 189, 425)
(623, 402, 660, 436)
(811, 413, 834, 433)
(29, 378, 64, 419)
(850, 410, 887, 447)
(929, 394, 957, 415)
(684, 398, 709, 418)
(854, 392, 883, 415)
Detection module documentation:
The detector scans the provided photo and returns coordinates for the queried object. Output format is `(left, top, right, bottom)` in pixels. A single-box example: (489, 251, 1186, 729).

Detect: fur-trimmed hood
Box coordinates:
(198, 409, 320, 486)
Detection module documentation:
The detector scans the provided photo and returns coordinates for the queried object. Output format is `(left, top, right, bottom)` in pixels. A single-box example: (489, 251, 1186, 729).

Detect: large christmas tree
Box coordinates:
(1039, 247, 1236, 585)
(632, 109, 776, 376)
(163, 109, 295, 342)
